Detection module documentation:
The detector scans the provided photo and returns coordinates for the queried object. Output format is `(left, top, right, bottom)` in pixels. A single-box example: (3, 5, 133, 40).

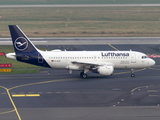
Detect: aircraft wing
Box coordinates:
(72, 61, 114, 68)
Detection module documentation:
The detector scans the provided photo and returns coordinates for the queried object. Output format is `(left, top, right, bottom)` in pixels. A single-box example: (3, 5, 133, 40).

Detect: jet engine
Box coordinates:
(95, 66, 114, 76)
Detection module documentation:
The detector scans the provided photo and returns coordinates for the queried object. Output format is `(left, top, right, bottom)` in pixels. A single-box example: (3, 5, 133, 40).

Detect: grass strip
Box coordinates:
(0, 7, 160, 37)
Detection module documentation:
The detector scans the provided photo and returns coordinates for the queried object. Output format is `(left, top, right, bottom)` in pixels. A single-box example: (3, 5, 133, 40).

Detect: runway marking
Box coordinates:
(64, 92, 70, 94)
(0, 78, 74, 119)
(114, 71, 130, 75)
(148, 65, 160, 71)
(0, 109, 15, 115)
(131, 85, 151, 93)
(149, 67, 160, 70)
(149, 95, 160, 97)
(28, 92, 34, 94)
(0, 86, 22, 120)
(12, 94, 40, 97)
(47, 92, 52, 94)
(131, 85, 160, 93)
(108, 44, 119, 51)
(135, 68, 146, 72)
(147, 90, 159, 92)
(3, 91, 121, 94)
(114, 68, 146, 75)
(56, 92, 62, 94)
(8, 78, 75, 90)
(12, 94, 25, 97)
(153, 65, 160, 67)
(26, 94, 40, 97)
(0, 63, 158, 119)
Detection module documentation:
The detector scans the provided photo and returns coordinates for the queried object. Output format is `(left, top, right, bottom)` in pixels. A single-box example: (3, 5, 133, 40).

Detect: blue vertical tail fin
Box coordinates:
(8, 25, 51, 68)
(8, 25, 38, 53)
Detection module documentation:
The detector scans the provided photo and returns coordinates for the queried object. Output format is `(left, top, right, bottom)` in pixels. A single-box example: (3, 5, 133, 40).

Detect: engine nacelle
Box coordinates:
(97, 66, 114, 76)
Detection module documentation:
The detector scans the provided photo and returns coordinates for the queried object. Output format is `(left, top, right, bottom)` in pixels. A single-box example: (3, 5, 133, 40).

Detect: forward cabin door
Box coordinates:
(131, 53, 136, 63)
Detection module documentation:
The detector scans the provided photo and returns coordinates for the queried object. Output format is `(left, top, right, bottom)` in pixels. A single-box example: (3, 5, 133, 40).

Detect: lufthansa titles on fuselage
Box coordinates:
(101, 52, 129, 57)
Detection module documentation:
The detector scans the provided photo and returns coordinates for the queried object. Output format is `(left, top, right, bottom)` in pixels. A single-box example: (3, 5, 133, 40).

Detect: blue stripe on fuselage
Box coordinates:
(16, 52, 51, 68)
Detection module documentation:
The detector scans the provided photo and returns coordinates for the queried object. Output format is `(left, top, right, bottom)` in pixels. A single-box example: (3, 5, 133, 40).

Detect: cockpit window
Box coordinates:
(142, 56, 148, 59)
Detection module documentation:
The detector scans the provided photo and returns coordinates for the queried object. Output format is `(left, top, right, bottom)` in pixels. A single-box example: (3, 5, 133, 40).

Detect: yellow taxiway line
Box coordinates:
(0, 78, 73, 120)
(108, 44, 119, 51)
(12, 94, 40, 97)
(0, 109, 15, 115)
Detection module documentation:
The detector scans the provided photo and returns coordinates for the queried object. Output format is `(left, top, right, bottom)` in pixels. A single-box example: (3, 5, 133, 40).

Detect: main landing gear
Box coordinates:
(80, 69, 89, 79)
(80, 71, 88, 79)
(131, 69, 135, 77)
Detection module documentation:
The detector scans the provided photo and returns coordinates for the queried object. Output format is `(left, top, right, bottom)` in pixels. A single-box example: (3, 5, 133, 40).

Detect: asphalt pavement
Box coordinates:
(0, 44, 160, 120)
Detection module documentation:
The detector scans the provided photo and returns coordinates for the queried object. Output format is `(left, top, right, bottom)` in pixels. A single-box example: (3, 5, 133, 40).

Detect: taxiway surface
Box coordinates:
(1, 4, 160, 8)
(0, 44, 160, 120)
(1, 37, 160, 45)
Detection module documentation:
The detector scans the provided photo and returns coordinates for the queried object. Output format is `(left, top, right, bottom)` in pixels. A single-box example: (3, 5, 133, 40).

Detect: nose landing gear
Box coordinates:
(131, 69, 135, 77)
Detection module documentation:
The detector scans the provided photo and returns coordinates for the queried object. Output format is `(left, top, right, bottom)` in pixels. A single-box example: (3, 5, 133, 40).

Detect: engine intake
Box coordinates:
(97, 66, 114, 76)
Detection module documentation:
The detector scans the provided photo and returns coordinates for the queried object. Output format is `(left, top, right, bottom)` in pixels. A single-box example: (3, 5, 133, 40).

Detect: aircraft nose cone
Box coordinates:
(150, 59, 155, 66)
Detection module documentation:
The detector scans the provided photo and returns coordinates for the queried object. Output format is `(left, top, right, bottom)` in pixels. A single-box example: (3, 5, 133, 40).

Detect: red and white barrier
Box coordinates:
(0, 64, 12, 67)
(148, 55, 160, 58)
(0, 52, 5, 56)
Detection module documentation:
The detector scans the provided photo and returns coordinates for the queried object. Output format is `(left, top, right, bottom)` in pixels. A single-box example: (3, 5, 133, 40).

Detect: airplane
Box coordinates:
(6, 25, 155, 79)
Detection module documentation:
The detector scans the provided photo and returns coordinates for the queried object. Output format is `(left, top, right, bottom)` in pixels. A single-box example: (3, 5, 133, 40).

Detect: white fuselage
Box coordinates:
(39, 50, 155, 70)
